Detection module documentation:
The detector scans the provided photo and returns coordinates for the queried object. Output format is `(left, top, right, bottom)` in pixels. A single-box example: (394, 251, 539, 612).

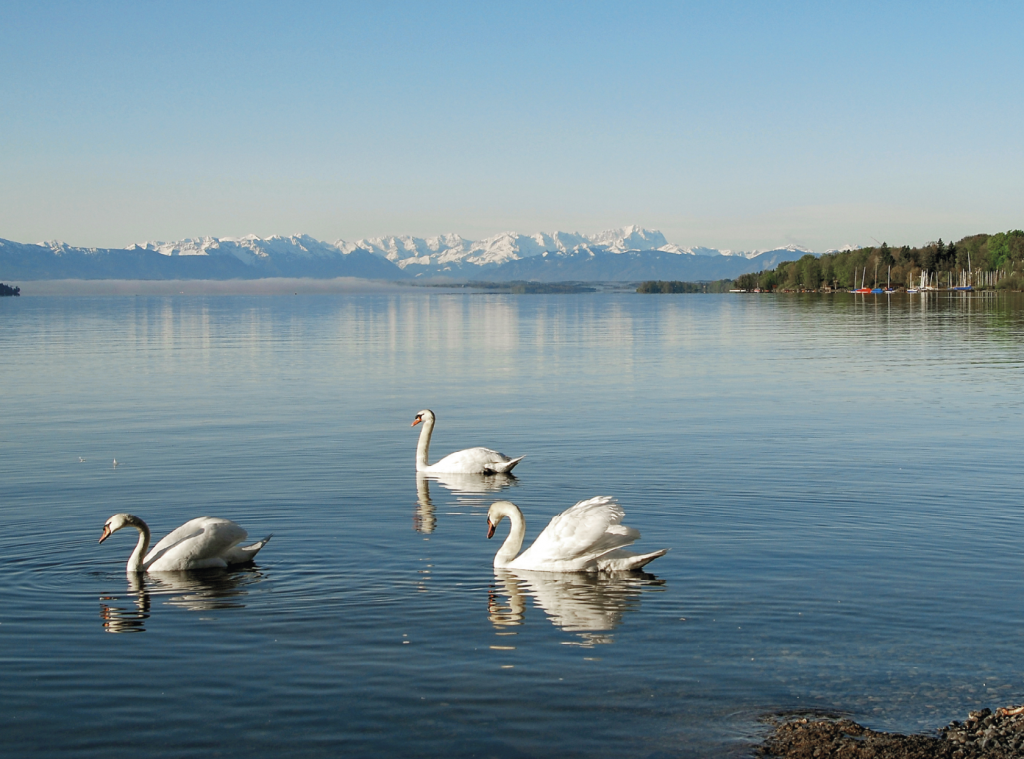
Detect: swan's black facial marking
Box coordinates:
(412, 414, 423, 427)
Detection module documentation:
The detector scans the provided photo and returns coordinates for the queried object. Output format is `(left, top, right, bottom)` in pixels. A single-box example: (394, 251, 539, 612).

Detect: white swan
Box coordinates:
(99, 514, 272, 573)
(486, 496, 667, 573)
(412, 409, 524, 474)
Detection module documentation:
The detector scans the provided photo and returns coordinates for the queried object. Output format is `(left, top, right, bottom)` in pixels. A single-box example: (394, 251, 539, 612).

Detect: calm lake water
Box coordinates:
(2, 290, 1023, 758)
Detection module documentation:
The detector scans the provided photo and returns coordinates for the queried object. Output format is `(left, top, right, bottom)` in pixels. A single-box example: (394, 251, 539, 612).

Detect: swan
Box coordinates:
(486, 496, 667, 573)
(412, 409, 524, 474)
(99, 513, 272, 573)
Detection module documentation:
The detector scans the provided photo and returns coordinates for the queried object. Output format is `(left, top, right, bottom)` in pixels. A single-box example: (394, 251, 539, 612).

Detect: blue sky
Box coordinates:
(1, 1, 1021, 250)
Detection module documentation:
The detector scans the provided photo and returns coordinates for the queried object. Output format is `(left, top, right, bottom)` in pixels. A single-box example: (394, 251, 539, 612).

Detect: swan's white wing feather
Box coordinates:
(512, 496, 640, 571)
(144, 517, 249, 571)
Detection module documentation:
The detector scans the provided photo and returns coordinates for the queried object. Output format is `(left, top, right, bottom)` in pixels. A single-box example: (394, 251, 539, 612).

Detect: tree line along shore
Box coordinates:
(732, 229, 1024, 293)
(0, 282, 21, 296)
(638, 230, 1024, 294)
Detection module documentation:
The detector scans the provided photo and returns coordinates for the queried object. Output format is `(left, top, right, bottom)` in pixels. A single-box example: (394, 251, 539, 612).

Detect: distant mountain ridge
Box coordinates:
(337, 225, 808, 269)
(1, 226, 814, 282)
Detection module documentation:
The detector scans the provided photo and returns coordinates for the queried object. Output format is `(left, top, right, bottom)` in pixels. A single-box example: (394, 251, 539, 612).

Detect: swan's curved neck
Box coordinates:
(492, 503, 526, 568)
(415, 416, 434, 471)
(126, 519, 151, 573)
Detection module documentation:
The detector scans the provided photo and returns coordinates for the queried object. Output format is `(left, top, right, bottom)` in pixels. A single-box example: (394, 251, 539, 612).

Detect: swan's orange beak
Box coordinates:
(487, 520, 495, 539)
(99, 525, 111, 544)
(411, 417, 421, 427)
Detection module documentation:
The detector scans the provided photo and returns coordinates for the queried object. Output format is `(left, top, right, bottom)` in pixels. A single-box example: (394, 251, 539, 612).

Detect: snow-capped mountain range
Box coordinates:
(339, 226, 706, 268)
(2, 226, 813, 282)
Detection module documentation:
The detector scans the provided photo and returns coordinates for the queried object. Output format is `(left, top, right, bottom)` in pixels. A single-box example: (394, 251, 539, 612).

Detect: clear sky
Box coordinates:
(1, 1, 1021, 251)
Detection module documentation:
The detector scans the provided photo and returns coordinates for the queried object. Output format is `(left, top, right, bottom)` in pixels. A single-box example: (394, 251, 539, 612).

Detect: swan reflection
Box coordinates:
(100, 574, 150, 633)
(429, 471, 518, 495)
(99, 568, 265, 633)
(414, 474, 437, 534)
(414, 472, 518, 533)
(488, 569, 665, 646)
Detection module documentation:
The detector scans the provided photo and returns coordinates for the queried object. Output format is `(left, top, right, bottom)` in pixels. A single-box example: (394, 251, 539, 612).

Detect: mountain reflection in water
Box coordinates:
(488, 569, 666, 646)
(99, 568, 267, 633)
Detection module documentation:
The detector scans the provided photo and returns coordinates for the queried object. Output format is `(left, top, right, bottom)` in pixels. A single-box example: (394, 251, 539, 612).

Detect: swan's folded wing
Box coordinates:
(429, 447, 514, 474)
(145, 517, 248, 569)
(520, 496, 639, 567)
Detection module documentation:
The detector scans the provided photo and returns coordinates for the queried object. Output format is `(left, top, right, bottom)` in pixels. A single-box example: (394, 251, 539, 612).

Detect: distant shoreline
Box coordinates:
(7, 278, 441, 296)
(2, 279, 635, 295)
(10, 279, 1021, 297)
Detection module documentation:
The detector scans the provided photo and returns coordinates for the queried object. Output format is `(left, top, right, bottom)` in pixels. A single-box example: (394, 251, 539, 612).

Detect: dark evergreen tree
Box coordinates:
(879, 243, 893, 266)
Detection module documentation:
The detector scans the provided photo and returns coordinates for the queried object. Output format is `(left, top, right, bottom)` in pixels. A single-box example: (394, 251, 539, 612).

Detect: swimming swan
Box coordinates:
(99, 514, 272, 573)
(486, 496, 667, 573)
(412, 409, 524, 474)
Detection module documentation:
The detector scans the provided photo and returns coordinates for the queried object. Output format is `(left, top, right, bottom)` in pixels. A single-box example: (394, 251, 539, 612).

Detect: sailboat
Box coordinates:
(870, 262, 884, 293)
(952, 251, 973, 291)
(852, 267, 872, 293)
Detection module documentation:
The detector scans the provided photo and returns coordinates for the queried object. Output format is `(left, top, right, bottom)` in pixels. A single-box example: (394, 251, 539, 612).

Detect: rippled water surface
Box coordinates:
(2, 291, 1024, 758)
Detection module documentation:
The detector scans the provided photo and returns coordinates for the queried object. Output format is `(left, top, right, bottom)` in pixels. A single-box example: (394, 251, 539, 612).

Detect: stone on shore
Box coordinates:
(758, 706, 1024, 758)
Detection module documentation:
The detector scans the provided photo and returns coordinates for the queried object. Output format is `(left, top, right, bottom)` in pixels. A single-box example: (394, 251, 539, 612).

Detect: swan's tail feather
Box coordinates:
(226, 534, 272, 565)
(246, 534, 273, 553)
(488, 455, 525, 474)
(597, 548, 668, 572)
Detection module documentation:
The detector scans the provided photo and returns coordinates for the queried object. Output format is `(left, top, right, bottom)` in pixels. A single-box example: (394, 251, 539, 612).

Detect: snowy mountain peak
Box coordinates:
(39, 240, 78, 254)
(589, 225, 669, 252)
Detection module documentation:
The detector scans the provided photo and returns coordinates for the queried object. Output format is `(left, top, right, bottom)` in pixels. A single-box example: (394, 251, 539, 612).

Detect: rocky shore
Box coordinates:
(758, 706, 1024, 758)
